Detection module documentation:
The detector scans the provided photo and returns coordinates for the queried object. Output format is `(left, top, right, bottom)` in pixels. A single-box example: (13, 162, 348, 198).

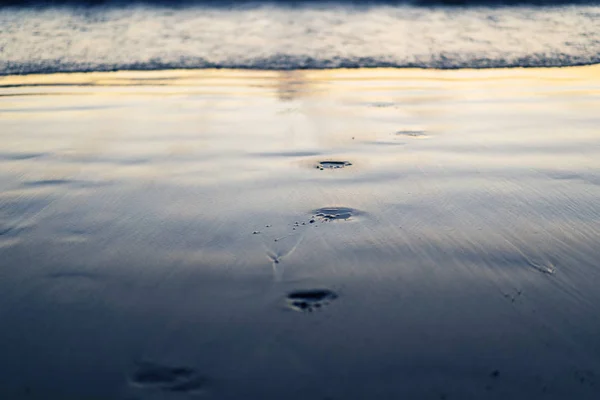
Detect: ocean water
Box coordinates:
(1, 1, 600, 74)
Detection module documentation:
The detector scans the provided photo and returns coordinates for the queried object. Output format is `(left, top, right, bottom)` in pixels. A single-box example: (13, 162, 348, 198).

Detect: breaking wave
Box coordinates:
(1, 3, 599, 74)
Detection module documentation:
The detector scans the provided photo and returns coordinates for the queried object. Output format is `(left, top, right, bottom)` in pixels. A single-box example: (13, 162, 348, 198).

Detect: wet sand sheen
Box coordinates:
(1, 67, 600, 399)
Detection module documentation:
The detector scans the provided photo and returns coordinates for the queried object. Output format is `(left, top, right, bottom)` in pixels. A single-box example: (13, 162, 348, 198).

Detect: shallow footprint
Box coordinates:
(315, 161, 352, 170)
(286, 289, 338, 312)
(394, 130, 428, 138)
(312, 206, 361, 222)
(130, 361, 207, 394)
(22, 179, 73, 187)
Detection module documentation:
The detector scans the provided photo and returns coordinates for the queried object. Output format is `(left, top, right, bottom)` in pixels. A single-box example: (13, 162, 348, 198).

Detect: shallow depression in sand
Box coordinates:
(130, 361, 208, 393)
(286, 289, 338, 312)
(315, 160, 352, 170)
(394, 130, 428, 138)
(312, 207, 363, 222)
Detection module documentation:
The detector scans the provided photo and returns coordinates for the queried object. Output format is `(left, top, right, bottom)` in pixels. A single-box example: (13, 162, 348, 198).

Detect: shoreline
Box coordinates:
(2, 63, 600, 86)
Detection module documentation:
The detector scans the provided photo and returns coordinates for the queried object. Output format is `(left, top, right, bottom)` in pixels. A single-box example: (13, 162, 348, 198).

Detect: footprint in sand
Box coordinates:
(22, 179, 73, 187)
(130, 361, 207, 394)
(312, 206, 362, 222)
(394, 129, 428, 138)
(286, 289, 338, 312)
(370, 102, 396, 108)
(315, 161, 352, 170)
(574, 369, 596, 386)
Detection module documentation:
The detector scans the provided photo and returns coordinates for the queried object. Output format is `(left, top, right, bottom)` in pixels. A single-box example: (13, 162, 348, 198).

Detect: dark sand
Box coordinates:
(1, 67, 600, 399)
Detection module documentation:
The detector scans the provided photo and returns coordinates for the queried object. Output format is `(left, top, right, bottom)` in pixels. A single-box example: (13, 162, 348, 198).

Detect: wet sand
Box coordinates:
(1, 66, 600, 399)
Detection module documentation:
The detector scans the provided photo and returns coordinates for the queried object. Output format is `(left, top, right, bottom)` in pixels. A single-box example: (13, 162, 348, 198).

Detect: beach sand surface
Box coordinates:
(1, 66, 600, 399)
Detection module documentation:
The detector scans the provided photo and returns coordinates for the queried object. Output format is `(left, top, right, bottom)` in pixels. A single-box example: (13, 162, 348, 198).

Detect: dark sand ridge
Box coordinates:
(1, 67, 600, 399)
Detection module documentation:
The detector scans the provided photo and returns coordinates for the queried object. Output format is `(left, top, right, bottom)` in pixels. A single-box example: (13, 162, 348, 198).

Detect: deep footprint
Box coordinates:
(312, 207, 361, 221)
(316, 161, 352, 170)
(286, 289, 338, 312)
(130, 361, 207, 393)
